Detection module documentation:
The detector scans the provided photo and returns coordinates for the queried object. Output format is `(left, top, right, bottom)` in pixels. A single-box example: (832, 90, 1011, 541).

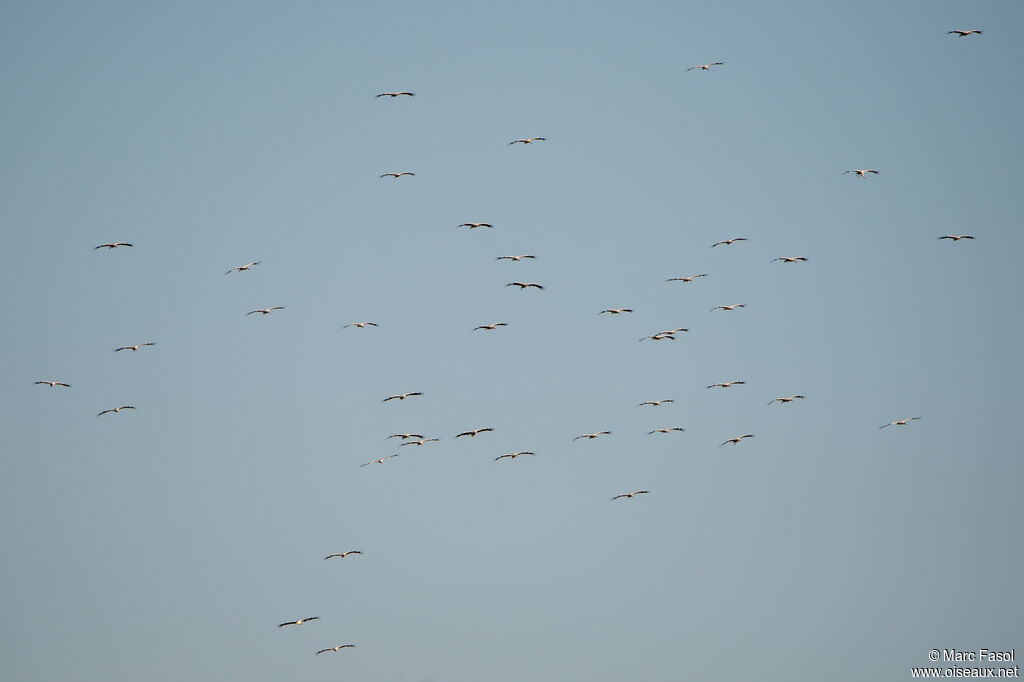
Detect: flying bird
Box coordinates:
(383, 392, 423, 402)
(506, 282, 544, 290)
(278, 617, 319, 628)
(324, 551, 362, 560)
(711, 237, 747, 247)
(509, 137, 546, 145)
(379, 172, 415, 179)
(225, 261, 260, 275)
(317, 645, 356, 654)
(666, 273, 708, 283)
(647, 427, 686, 435)
(611, 490, 649, 500)
(495, 451, 535, 461)
(497, 254, 535, 261)
(94, 242, 132, 249)
(574, 431, 611, 441)
(455, 428, 494, 438)
(638, 399, 674, 407)
(710, 304, 745, 312)
(344, 322, 378, 329)
(474, 322, 508, 331)
(248, 306, 285, 316)
(639, 333, 677, 342)
(686, 62, 724, 71)
(97, 406, 135, 416)
(720, 434, 755, 447)
(771, 257, 808, 263)
(400, 438, 439, 447)
(35, 381, 71, 388)
(600, 308, 633, 315)
(707, 381, 745, 389)
(939, 235, 975, 241)
(361, 454, 399, 467)
(768, 395, 806, 405)
(377, 91, 415, 97)
(115, 343, 155, 352)
(386, 433, 423, 440)
(843, 169, 879, 178)
(880, 417, 922, 429)
(458, 222, 493, 229)
(947, 29, 982, 37)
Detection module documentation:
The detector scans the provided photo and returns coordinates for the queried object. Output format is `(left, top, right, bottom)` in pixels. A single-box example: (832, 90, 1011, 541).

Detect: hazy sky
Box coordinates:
(2, 2, 1021, 681)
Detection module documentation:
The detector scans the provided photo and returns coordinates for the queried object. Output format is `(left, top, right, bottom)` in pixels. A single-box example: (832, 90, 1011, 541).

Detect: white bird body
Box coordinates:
(611, 490, 649, 500)
(638, 399, 674, 407)
(509, 137, 546, 145)
(771, 256, 808, 263)
(377, 91, 415, 97)
(317, 644, 356, 654)
(720, 434, 754, 447)
(97, 405, 135, 416)
(455, 428, 494, 438)
(459, 222, 493, 229)
(948, 29, 982, 37)
(226, 261, 260, 275)
(94, 242, 132, 249)
(115, 342, 156, 352)
(711, 238, 747, 247)
(361, 454, 399, 467)
(474, 323, 508, 331)
(379, 172, 415, 178)
(344, 322, 378, 329)
(324, 551, 362, 560)
(647, 427, 685, 435)
(383, 392, 423, 402)
(880, 417, 922, 429)
(400, 438, 439, 447)
(574, 431, 611, 441)
(35, 380, 71, 388)
(843, 169, 879, 178)
(495, 451, 535, 461)
(939, 235, 975, 241)
(279, 617, 319, 628)
(707, 381, 745, 389)
(600, 308, 633, 315)
(497, 254, 535, 261)
(710, 304, 746, 312)
(768, 395, 805, 405)
(506, 281, 544, 290)
(666, 273, 708, 283)
(687, 62, 724, 71)
(248, 306, 285, 316)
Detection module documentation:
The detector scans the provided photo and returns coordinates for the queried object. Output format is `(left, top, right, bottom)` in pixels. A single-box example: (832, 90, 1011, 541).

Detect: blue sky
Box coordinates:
(2, 2, 1021, 680)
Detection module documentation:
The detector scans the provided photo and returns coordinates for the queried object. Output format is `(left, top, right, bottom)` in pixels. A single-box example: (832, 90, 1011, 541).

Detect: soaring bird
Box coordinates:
(506, 282, 544, 290)
(248, 306, 285, 316)
(360, 454, 399, 467)
(497, 254, 535, 262)
(666, 273, 708, 283)
(509, 137, 546, 145)
(574, 431, 611, 441)
(379, 172, 415, 179)
(324, 551, 362, 560)
(474, 322, 508, 331)
(455, 428, 494, 438)
(94, 242, 132, 249)
(226, 261, 260, 275)
(377, 91, 415, 97)
(600, 308, 633, 315)
(115, 343, 156, 352)
(317, 645, 356, 654)
(97, 405, 135, 416)
(386, 433, 423, 440)
(686, 62, 724, 71)
(655, 327, 689, 336)
(710, 304, 745, 312)
(611, 490, 649, 500)
(344, 322, 378, 329)
(768, 395, 805, 405)
(647, 427, 686, 435)
(383, 392, 423, 402)
(458, 222, 493, 229)
(843, 169, 879, 178)
(720, 434, 754, 447)
(880, 417, 922, 429)
(495, 451, 535, 461)
(948, 29, 982, 36)
(707, 381, 745, 389)
(278, 617, 319, 628)
(35, 381, 71, 388)
(771, 256, 808, 263)
(638, 399, 674, 407)
(639, 333, 678, 342)
(400, 438, 439, 447)
(939, 235, 975, 241)
(711, 237, 747, 247)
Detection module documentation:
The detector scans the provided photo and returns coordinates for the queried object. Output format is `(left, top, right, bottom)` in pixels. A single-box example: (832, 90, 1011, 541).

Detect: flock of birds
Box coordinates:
(31, 28, 987, 666)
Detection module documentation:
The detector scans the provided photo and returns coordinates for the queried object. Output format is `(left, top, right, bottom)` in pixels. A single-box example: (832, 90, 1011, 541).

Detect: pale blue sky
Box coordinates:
(2, 2, 1021, 680)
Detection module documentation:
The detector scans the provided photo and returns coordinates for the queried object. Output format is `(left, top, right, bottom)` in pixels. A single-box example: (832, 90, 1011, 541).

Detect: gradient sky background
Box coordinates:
(2, 2, 1021, 680)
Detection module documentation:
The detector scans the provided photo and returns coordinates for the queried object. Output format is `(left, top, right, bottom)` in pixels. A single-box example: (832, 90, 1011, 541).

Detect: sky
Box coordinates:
(1, 1, 1022, 680)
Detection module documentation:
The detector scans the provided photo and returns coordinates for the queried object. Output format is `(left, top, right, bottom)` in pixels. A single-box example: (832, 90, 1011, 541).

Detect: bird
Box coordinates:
(400, 438, 439, 447)
(495, 451, 535, 461)
(497, 255, 535, 262)
(248, 306, 285, 316)
(344, 322, 378, 329)
(948, 29, 982, 37)
(711, 237, 747, 247)
(509, 137, 546, 145)
(379, 172, 415, 179)
(376, 91, 415, 97)
(666, 273, 708, 283)
(638, 399, 674, 407)
(600, 308, 633, 315)
(710, 304, 745, 312)
(707, 381, 745, 389)
(97, 405, 135, 416)
(939, 235, 975, 241)
(94, 242, 132, 249)
(115, 342, 156, 352)
(655, 327, 689, 336)
(771, 256, 808, 263)
(324, 551, 362, 560)
(316, 645, 356, 654)
(386, 433, 423, 440)
(647, 427, 685, 435)
(474, 322, 508, 331)
(880, 417, 922, 429)
(842, 169, 879, 178)
(35, 381, 71, 388)
(458, 222, 493, 229)
(225, 261, 260, 275)
(611, 490, 649, 500)
(278, 617, 319, 628)
(383, 392, 423, 402)
(720, 434, 755, 447)
(573, 431, 611, 441)
(455, 428, 494, 438)
(768, 395, 805, 405)
(361, 454, 399, 467)
(506, 282, 544, 290)
(638, 333, 678, 342)
(686, 62, 724, 71)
